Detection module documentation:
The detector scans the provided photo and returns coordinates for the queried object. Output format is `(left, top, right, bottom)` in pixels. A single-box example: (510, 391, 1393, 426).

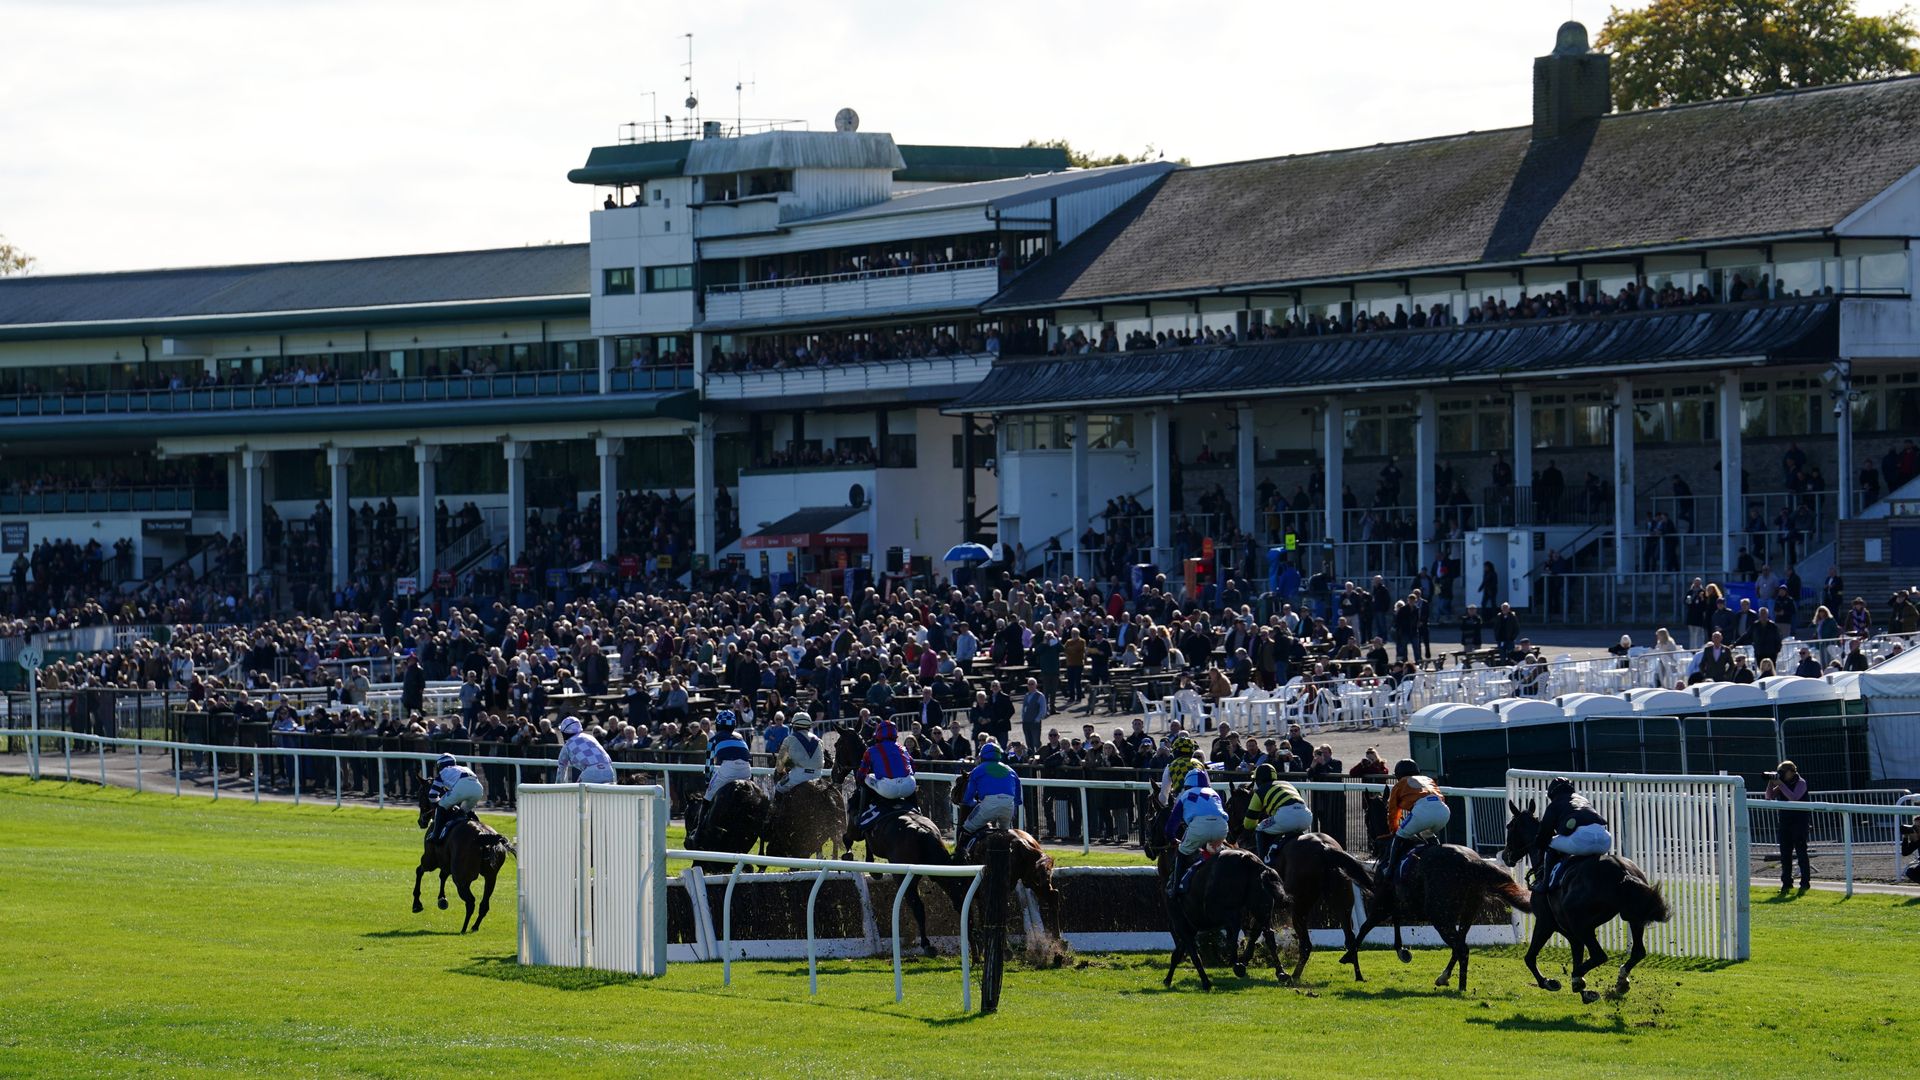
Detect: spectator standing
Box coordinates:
(1765, 761, 1811, 892)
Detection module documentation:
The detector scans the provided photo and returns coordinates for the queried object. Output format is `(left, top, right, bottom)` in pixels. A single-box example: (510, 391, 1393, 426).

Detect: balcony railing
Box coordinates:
(0, 485, 224, 515)
(703, 261, 1001, 323)
(703, 351, 995, 401)
(0, 366, 693, 418)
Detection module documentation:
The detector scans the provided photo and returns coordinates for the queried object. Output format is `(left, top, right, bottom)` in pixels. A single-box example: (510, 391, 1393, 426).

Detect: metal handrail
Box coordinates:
(706, 258, 998, 295)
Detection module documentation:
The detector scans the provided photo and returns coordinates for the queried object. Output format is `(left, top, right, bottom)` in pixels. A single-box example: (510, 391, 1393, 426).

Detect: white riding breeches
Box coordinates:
(1396, 794, 1451, 838)
(704, 759, 753, 802)
(1549, 822, 1612, 857)
(775, 766, 822, 793)
(963, 793, 1016, 834)
(866, 774, 917, 801)
(438, 775, 483, 811)
(1179, 813, 1229, 855)
(1257, 802, 1313, 835)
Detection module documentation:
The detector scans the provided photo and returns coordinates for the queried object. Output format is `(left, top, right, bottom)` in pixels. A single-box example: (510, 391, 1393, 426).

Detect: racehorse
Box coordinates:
(1221, 785, 1375, 983)
(862, 805, 969, 956)
(956, 825, 1061, 938)
(413, 785, 514, 933)
(1342, 792, 1530, 991)
(685, 779, 770, 871)
(1502, 801, 1674, 1003)
(1163, 847, 1288, 991)
(1261, 831, 1375, 983)
(762, 777, 848, 861)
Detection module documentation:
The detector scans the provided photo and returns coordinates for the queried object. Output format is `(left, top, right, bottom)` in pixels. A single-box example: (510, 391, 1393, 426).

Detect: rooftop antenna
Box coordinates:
(681, 32, 699, 133)
(624, 91, 658, 141)
(735, 68, 755, 135)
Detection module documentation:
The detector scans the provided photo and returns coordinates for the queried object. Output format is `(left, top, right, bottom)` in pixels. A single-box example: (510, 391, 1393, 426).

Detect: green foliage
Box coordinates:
(0, 235, 32, 277)
(1599, 0, 1920, 111)
(1022, 137, 1181, 168)
(0, 777, 1912, 1077)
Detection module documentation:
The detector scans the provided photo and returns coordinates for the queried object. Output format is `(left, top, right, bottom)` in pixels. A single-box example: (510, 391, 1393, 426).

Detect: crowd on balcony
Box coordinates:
(1047, 274, 1802, 356)
(709, 324, 1000, 373)
(738, 237, 1006, 289)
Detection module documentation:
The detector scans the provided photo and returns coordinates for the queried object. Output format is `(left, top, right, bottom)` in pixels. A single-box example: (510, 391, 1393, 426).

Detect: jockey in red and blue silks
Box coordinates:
(858, 718, 917, 803)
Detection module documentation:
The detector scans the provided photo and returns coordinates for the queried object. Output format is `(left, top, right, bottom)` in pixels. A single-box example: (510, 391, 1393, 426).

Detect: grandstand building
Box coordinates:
(4, 22, 1919, 615)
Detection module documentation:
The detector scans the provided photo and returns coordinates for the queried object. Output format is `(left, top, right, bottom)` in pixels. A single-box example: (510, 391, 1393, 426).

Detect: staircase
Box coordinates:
(1833, 473, 1920, 602)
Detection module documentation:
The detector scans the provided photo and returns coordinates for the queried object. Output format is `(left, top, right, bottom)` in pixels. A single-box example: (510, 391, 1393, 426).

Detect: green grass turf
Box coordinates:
(1, 776, 1911, 1078)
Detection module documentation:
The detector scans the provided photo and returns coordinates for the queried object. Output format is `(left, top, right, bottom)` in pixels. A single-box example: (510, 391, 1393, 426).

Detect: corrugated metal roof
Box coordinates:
(566, 140, 694, 185)
(684, 131, 904, 175)
(896, 144, 1071, 183)
(0, 245, 589, 330)
(781, 163, 1174, 228)
(991, 77, 1920, 311)
(948, 298, 1838, 412)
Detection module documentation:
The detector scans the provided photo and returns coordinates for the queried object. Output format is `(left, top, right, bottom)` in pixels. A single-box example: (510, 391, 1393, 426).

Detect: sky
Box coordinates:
(2, 0, 1911, 274)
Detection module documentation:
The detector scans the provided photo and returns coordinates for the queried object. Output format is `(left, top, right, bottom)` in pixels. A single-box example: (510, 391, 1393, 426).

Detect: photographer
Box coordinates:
(1765, 760, 1811, 893)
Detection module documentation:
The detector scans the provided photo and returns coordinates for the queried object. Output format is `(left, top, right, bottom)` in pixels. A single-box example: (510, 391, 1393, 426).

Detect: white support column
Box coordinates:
(1834, 362, 1854, 521)
(597, 338, 615, 395)
(596, 436, 623, 560)
(1612, 378, 1635, 576)
(225, 454, 244, 537)
(994, 417, 1015, 558)
(504, 440, 531, 563)
(1322, 397, 1345, 548)
(1718, 371, 1744, 575)
(1415, 390, 1438, 571)
(327, 447, 353, 590)
(1236, 406, 1257, 540)
(415, 444, 439, 583)
(1511, 388, 1533, 521)
(1150, 409, 1172, 567)
(1071, 413, 1090, 578)
(240, 450, 266, 578)
(693, 414, 715, 560)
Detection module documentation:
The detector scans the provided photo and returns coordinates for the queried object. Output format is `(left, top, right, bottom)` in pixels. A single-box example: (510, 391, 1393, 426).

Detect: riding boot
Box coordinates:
(427, 806, 445, 845)
(1166, 850, 1185, 898)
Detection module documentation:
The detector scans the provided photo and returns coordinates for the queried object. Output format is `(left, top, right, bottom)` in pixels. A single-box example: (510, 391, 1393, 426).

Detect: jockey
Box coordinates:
(1244, 762, 1311, 858)
(773, 711, 827, 793)
(1159, 734, 1201, 806)
(703, 710, 753, 802)
(555, 715, 616, 785)
(1534, 776, 1612, 887)
(1382, 758, 1449, 892)
(1165, 769, 1229, 897)
(957, 740, 1021, 852)
(855, 717, 917, 830)
(425, 753, 483, 845)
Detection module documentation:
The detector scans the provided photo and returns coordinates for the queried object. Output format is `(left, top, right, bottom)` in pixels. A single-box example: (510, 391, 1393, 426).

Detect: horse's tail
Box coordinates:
(1321, 845, 1375, 894)
(482, 832, 516, 860)
(1261, 864, 1288, 918)
(1618, 874, 1671, 925)
(1474, 859, 1531, 913)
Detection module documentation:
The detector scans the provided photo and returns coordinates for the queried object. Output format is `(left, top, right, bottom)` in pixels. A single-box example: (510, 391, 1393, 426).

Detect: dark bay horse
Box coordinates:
(957, 826, 1061, 938)
(1502, 801, 1673, 1002)
(1343, 792, 1530, 991)
(762, 778, 848, 861)
(1902, 818, 1917, 883)
(864, 808, 970, 956)
(684, 779, 770, 871)
(413, 786, 513, 933)
(1261, 832, 1375, 983)
(1163, 847, 1288, 991)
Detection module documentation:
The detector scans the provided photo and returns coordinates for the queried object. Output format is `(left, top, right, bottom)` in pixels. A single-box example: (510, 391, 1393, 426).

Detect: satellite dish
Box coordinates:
(849, 482, 866, 508)
(834, 107, 860, 133)
(684, 94, 699, 110)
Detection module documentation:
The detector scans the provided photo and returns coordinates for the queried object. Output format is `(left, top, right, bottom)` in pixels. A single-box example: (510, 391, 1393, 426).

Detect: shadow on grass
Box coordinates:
(1466, 1012, 1630, 1034)
(363, 928, 465, 939)
(453, 954, 647, 991)
(1481, 945, 1737, 974)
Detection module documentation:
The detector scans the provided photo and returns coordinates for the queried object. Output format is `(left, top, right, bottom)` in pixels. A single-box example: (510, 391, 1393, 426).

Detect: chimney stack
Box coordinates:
(1533, 21, 1611, 140)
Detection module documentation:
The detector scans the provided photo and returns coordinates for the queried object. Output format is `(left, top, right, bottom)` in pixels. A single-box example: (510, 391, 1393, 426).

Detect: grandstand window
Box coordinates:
(1740, 382, 1769, 439)
(881, 433, 917, 469)
(1771, 379, 1819, 436)
(951, 430, 995, 468)
(1088, 414, 1134, 450)
(646, 265, 693, 292)
(1878, 372, 1919, 433)
(603, 267, 636, 295)
(617, 435, 694, 490)
(438, 444, 506, 494)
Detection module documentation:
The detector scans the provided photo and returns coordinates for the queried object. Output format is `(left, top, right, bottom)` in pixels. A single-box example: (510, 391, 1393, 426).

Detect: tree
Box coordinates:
(1598, 0, 1919, 111)
(0, 235, 31, 277)
(1021, 138, 1182, 168)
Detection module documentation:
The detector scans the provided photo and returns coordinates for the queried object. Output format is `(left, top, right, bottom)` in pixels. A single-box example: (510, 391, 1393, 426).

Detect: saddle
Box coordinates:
(855, 795, 916, 837)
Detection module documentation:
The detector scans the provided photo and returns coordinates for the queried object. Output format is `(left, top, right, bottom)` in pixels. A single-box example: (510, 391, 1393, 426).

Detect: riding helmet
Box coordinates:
(558, 715, 583, 736)
(436, 753, 457, 770)
(978, 741, 1001, 763)
(1392, 758, 1420, 778)
(1547, 777, 1576, 800)
(790, 711, 813, 729)
(1171, 734, 1197, 757)
(1183, 769, 1211, 790)
(714, 709, 737, 732)
(1252, 762, 1277, 786)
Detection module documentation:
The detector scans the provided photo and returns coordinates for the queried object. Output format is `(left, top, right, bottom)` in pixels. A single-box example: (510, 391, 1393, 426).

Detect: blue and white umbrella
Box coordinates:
(943, 543, 995, 563)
